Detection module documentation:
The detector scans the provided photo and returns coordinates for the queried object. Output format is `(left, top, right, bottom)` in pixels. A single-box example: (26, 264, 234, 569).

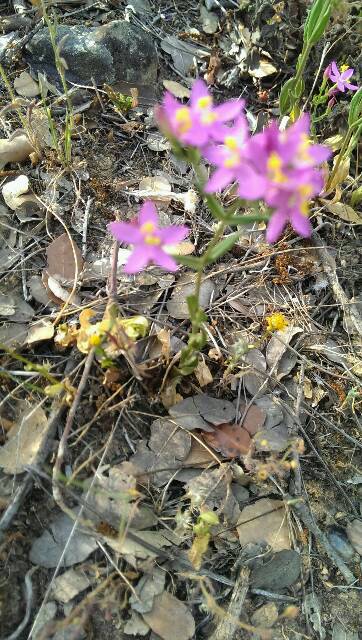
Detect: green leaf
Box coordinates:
(206, 232, 240, 263)
(305, 0, 332, 44)
(350, 186, 362, 208)
(205, 194, 226, 220)
(348, 87, 362, 127)
(224, 214, 270, 225)
(174, 254, 203, 269)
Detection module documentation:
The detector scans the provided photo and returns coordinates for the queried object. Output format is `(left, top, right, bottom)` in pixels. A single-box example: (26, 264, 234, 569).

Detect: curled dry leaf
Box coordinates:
(162, 79, 191, 99)
(2, 175, 38, 211)
(46, 233, 84, 284)
(0, 401, 49, 474)
(26, 318, 54, 345)
(14, 70, 40, 97)
(320, 199, 362, 225)
(0, 131, 34, 169)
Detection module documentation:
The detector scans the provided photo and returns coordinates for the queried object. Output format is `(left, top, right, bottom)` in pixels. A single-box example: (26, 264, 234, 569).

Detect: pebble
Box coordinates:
(328, 528, 355, 562)
(251, 550, 301, 591)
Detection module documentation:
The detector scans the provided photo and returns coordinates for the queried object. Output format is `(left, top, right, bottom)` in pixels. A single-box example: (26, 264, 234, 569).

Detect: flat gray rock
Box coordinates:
(26, 20, 158, 86)
(251, 549, 301, 590)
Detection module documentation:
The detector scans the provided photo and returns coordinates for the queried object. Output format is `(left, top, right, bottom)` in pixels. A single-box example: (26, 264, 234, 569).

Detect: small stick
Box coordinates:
(209, 567, 250, 640)
(286, 494, 357, 585)
(52, 349, 95, 511)
(82, 196, 92, 258)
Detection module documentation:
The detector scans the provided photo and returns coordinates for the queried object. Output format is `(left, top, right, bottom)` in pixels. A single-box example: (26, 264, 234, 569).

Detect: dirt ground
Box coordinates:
(0, 1, 361, 639)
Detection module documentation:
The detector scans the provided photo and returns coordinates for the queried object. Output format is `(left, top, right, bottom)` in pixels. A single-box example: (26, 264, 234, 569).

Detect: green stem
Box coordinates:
(0, 342, 59, 385)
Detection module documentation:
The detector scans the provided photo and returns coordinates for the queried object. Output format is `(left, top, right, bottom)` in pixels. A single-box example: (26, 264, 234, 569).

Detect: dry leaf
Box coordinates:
(0, 131, 34, 169)
(169, 394, 235, 432)
(326, 154, 350, 193)
(26, 318, 54, 345)
(46, 233, 84, 284)
(162, 80, 191, 99)
(2, 175, 38, 210)
(42, 272, 81, 306)
(194, 358, 213, 387)
(203, 422, 251, 457)
(237, 498, 290, 551)
(0, 401, 49, 474)
(266, 325, 303, 376)
(325, 133, 344, 152)
(249, 57, 278, 78)
(14, 71, 40, 97)
(128, 185, 199, 214)
(320, 200, 362, 224)
(142, 591, 195, 640)
(169, 241, 195, 256)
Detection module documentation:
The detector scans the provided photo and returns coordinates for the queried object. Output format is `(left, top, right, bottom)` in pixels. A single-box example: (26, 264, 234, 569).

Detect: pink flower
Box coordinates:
(156, 79, 244, 148)
(328, 61, 359, 93)
(203, 116, 267, 198)
(107, 201, 189, 273)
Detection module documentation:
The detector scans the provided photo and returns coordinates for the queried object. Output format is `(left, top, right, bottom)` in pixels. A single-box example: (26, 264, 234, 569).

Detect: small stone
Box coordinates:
(26, 20, 157, 87)
(346, 520, 362, 556)
(32, 602, 57, 639)
(328, 528, 355, 562)
(251, 550, 301, 591)
(251, 602, 279, 628)
(200, 6, 219, 34)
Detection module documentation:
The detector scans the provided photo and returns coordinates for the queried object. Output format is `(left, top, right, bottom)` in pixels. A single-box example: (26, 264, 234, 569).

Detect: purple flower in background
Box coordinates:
(107, 201, 189, 273)
(156, 79, 244, 148)
(327, 62, 359, 93)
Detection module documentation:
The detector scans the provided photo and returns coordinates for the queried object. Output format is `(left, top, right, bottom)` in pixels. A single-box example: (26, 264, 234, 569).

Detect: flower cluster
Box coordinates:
(325, 61, 359, 94)
(108, 79, 331, 273)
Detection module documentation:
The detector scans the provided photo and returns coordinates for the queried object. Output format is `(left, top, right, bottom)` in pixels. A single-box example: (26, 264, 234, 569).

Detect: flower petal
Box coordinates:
(308, 143, 331, 164)
(336, 81, 346, 92)
(124, 247, 152, 273)
(266, 210, 287, 243)
(340, 68, 354, 80)
(190, 78, 209, 106)
(345, 82, 359, 91)
(331, 61, 339, 77)
(158, 225, 189, 244)
(237, 165, 267, 200)
(153, 248, 178, 271)
(205, 167, 234, 192)
(291, 210, 312, 237)
(214, 99, 244, 121)
(107, 221, 142, 244)
(139, 201, 158, 227)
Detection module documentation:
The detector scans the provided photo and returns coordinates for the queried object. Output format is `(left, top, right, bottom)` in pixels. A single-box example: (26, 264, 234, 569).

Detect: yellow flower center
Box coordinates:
(175, 107, 192, 133)
(298, 184, 313, 198)
(266, 312, 288, 332)
(298, 133, 312, 162)
(224, 136, 238, 151)
(140, 221, 156, 234)
(224, 153, 240, 168)
(144, 235, 161, 246)
(267, 152, 287, 183)
(299, 201, 309, 217)
(197, 95, 212, 109)
(340, 64, 349, 72)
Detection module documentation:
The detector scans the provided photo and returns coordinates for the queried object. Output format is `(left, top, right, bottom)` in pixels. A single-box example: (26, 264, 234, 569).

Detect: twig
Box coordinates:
(312, 231, 362, 336)
(286, 494, 357, 585)
(52, 349, 95, 512)
(82, 196, 93, 258)
(209, 567, 250, 640)
(107, 239, 120, 302)
(4, 567, 37, 640)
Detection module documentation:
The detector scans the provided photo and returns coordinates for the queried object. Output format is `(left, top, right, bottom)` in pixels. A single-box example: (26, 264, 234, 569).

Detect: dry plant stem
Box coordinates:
(285, 494, 357, 585)
(3, 567, 37, 640)
(312, 231, 362, 336)
(107, 239, 120, 301)
(52, 349, 95, 510)
(209, 567, 250, 640)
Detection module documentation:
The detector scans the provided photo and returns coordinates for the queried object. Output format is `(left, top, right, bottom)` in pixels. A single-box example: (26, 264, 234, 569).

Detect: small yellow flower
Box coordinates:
(89, 334, 102, 346)
(266, 312, 288, 332)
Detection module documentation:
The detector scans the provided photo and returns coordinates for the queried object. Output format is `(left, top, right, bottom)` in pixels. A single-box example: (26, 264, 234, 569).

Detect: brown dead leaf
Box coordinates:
(182, 438, 220, 467)
(325, 154, 350, 194)
(26, 319, 54, 345)
(237, 498, 290, 551)
(320, 199, 362, 224)
(0, 131, 34, 169)
(142, 591, 195, 640)
(46, 233, 84, 283)
(203, 422, 251, 457)
(194, 358, 213, 387)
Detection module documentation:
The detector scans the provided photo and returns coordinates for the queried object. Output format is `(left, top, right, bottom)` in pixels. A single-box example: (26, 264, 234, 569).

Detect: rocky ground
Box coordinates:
(0, 1, 361, 639)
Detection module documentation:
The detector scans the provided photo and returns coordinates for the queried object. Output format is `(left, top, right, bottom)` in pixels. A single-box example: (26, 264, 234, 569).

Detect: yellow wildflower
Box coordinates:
(266, 312, 289, 332)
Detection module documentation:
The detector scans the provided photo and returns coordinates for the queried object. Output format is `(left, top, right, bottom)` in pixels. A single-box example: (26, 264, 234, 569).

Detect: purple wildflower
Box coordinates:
(328, 61, 359, 93)
(156, 79, 244, 148)
(107, 201, 189, 273)
(203, 116, 267, 198)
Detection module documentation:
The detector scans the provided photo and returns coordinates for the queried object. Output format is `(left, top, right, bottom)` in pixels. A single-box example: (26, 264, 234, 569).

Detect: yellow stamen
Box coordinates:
(267, 152, 287, 183)
(197, 95, 212, 109)
(201, 111, 217, 124)
(175, 107, 192, 133)
(224, 153, 239, 168)
(144, 235, 161, 246)
(300, 201, 309, 217)
(140, 222, 156, 234)
(224, 136, 238, 151)
(298, 184, 313, 198)
(298, 133, 312, 162)
(340, 64, 349, 72)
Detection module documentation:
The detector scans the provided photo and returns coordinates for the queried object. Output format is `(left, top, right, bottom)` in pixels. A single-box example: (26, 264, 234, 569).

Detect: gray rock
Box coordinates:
(26, 20, 158, 86)
(328, 528, 355, 562)
(251, 550, 301, 591)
